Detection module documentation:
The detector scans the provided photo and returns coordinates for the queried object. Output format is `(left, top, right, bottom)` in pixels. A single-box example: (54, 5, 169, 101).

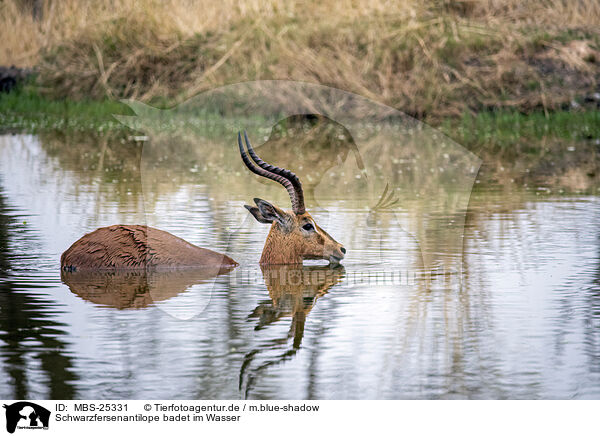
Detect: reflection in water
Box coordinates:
(0, 183, 77, 399)
(0, 132, 599, 399)
(240, 265, 345, 398)
(590, 231, 600, 375)
(61, 267, 236, 309)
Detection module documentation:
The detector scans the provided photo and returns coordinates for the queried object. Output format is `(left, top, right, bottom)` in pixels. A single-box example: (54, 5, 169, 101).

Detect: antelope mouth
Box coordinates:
(329, 254, 344, 264)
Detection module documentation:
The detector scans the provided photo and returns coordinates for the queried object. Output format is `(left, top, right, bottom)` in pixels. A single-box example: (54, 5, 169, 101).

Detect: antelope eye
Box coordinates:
(302, 223, 314, 231)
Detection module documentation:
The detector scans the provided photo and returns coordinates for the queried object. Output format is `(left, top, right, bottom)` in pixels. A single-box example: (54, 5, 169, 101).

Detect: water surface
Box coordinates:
(0, 132, 598, 399)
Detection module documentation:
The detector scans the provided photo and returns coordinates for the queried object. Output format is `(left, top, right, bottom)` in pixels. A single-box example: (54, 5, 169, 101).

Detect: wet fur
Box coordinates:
(259, 211, 342, 264)
(61, 225, 237, 271)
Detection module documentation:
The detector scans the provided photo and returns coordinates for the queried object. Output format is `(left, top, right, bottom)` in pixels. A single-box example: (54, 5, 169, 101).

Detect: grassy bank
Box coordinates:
(1, 87, 598, 193)
(0, 87, 130, 132)
(442, 110, 600, 150)
(1, 0, 599, 118)
(2, 86, 598, 146)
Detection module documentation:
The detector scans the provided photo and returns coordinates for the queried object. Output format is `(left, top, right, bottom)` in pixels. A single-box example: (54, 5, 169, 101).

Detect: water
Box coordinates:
(0, 132, 599, 399)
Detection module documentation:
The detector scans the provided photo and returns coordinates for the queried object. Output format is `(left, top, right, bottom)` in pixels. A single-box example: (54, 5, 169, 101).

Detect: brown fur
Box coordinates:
(259, 211, 344, 265)
(60, 224, 237, 271)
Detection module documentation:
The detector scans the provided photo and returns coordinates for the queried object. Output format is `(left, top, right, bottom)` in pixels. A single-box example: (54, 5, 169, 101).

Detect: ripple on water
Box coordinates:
(0, 133, 599, 399)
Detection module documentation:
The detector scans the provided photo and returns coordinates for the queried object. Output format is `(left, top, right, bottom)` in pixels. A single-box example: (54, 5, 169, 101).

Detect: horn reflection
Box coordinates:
(239, 264, 345, 398)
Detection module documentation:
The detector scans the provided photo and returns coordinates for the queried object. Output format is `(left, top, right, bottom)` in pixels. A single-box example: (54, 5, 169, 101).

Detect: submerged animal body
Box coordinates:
(60, 225, 237, 271)
(61, 130, 345, 270)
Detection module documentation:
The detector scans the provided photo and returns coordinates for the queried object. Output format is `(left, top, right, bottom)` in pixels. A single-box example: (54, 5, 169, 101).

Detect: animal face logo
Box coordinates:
(3, 402, 50, 434)
(114, 80, 480, 316)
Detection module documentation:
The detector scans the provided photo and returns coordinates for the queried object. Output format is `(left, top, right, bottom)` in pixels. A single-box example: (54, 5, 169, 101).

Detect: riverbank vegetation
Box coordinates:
(1, 0, 598, 193)
(1, 0, 599, 119)
(1, 86, 598, 193)
(2, 87, 598, 147)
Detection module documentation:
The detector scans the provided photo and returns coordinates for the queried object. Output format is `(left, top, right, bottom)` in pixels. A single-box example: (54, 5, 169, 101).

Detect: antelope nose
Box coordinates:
(340, 247, 346, 254)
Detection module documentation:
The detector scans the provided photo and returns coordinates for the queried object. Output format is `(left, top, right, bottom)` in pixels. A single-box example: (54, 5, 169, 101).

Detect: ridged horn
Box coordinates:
(238, 131, 306, 215)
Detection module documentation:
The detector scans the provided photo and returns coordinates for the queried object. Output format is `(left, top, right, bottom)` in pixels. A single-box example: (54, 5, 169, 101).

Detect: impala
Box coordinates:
(60, 131, 345, 271)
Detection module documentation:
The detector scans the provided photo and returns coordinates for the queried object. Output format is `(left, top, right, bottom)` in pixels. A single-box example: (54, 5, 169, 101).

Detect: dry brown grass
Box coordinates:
(1, 0, 599, 117)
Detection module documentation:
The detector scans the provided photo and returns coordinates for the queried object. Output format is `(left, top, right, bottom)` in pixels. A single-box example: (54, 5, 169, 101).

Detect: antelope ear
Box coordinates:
(244, 205, 273, 224)
(252, 198, 292, 230)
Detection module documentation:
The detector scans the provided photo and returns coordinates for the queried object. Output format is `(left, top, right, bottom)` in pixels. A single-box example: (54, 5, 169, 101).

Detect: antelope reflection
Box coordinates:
(240, 265, 345, 398)
(61, 266, 235, 309)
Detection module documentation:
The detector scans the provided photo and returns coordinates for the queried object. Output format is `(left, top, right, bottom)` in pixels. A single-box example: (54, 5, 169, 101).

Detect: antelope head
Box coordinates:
(238, 131, 346, 265)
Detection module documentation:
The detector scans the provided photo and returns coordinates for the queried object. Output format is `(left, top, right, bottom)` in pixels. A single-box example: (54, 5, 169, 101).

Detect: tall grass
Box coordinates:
(1, 0, 599, 117)
(3, 0, 598, 67)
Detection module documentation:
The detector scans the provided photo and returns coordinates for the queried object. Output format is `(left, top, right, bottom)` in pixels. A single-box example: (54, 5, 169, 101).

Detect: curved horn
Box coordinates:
(238, 131, 306, 215)
(243, 131, 305, 215)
